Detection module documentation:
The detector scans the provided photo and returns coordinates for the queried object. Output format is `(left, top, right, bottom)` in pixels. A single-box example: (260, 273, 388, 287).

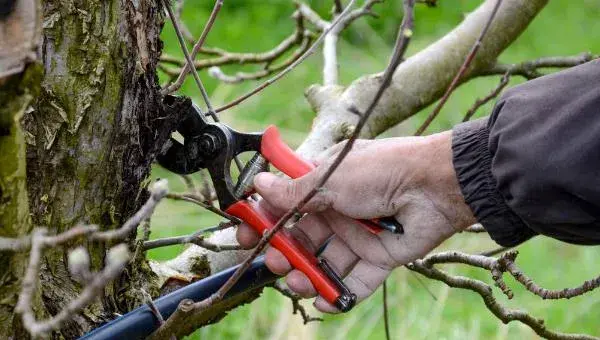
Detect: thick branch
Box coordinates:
(299, 0, 549, 158)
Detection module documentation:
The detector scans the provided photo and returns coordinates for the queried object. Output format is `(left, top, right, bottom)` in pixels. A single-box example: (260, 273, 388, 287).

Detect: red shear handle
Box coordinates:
(261, 125, 383, 234)
(261, 125, 314, 179)
(226, 200, 355, 311)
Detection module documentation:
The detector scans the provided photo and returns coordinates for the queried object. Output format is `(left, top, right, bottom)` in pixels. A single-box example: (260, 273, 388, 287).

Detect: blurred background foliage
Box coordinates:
(152, 1, 600, 339)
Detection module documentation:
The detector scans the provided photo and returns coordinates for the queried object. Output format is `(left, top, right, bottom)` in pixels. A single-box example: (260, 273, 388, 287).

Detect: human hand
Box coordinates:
(236, 131, 476, 312)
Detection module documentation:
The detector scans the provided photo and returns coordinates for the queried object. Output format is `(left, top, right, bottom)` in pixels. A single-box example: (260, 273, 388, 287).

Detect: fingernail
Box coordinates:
(254, 173, 275, 190)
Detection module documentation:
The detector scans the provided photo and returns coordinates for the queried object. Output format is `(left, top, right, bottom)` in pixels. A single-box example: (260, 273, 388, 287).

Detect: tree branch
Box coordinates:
(414, 0, 503, 136)
(296, 0, 384, 86)
(213, 0, 359, 113)
(161, 5, 313, 88)
(462, 71, 509, 122)
(162, 0, 224, 95)
(143, 229, 241, 252)
(272, 281, 323, 324)
(16, 230, 131, 338)
(298, 0, 549, 158)
(407, 251, 600, 340)
(207, 32, 313, 84)
(13, 181, 171, 337)
(418, 250, 600, 301)
(166, 193, 241, 223)
(478, 52, 596, 79)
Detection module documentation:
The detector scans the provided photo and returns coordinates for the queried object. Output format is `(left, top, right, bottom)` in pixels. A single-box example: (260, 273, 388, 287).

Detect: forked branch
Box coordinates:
(407, 250, 600, 340)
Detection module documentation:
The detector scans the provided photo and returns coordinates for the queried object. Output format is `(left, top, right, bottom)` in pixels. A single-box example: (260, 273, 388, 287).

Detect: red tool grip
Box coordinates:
(226, 200, 342, 306)
(261, 125, 383, 234)
(260, 125, 314, 179)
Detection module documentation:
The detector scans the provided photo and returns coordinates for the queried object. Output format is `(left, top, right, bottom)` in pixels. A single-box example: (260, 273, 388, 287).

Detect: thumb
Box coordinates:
(253, 172, 336, 213)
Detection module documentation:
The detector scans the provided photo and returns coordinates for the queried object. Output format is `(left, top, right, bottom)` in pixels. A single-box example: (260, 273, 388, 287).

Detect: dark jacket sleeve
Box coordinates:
(452, 59, 600, 247)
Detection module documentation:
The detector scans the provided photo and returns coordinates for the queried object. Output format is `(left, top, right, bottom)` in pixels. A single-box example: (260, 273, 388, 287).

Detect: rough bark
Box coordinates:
(8, 0, 180, 337)
(298, 0, 549, 158)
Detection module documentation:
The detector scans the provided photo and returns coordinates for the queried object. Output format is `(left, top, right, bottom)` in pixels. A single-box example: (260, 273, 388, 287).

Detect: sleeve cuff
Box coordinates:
(452, 119, 537, 247)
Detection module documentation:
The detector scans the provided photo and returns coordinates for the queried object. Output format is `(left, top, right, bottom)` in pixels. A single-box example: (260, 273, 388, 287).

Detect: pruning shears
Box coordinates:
(157, 96, 403, 312)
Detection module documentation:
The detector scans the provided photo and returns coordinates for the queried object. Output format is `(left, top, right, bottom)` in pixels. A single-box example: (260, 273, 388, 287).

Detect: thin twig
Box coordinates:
(462, 71, 509, 122)
(414, 0, 503, 136)
(479, 246, 510, 257)
(297, 0, 382, 85)
(0, 235, 31, 252)
(407, 259, 599, 340)
(207, 32, 313, 84)
(213, 0, 359, 113)
(16, 234, 130, 338)
(478, 52, 596, 79)
(162, 0, 224, 95)
(162, 0, 244, 170)
(159, 18, 311, 80)
(166, 193, 241, 223)
(141, 289, 166, 326)
(419, 250, 600, 301)
(162, 0, 221, 113)
(272, 281, 323, 324)
(382, 280, 391, 340)
(143, 229, 241, 252)
(93, 181, 168, 241)
(173, 0, 195, 44)
(338, 0, 384, 32)
(179, 175, 199, 196)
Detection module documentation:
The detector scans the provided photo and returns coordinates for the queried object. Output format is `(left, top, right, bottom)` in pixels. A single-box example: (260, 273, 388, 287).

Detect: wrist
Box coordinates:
(421, 131, 476, 232)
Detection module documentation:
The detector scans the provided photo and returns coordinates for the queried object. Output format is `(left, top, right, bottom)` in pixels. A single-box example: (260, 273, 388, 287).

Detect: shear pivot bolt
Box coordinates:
(198, 133, 220, 156)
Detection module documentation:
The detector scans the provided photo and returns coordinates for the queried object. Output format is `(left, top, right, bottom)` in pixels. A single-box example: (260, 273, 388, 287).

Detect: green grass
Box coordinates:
(151, 1, 600, 339)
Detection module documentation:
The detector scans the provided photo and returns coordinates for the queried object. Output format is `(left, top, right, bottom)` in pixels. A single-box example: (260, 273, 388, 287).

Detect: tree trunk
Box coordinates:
(0, 0, 179, 338)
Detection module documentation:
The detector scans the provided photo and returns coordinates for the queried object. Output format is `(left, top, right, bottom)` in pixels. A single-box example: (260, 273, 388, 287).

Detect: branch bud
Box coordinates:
(68, 246, 91, 283)
(151, 179, 169, 200)
(107, 243, 131, 267)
